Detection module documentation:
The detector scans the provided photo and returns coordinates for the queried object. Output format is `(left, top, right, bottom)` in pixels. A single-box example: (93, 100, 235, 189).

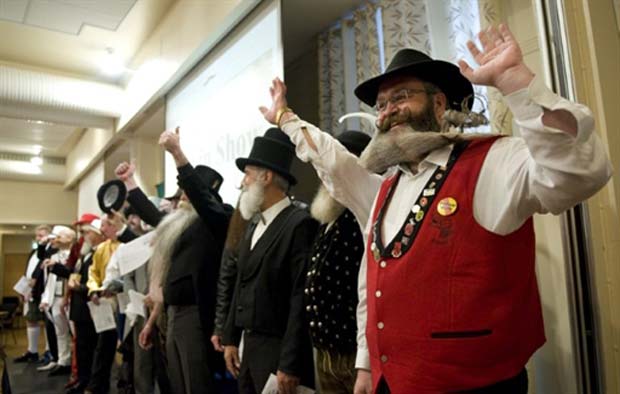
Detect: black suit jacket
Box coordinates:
(30, 243, 57, 299)
(126, 164, 232, 372)
(223, 204, 318, 379)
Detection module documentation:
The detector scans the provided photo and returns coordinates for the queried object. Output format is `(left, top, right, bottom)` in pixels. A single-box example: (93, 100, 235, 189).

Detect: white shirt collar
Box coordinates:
(260, 196, 291, 226)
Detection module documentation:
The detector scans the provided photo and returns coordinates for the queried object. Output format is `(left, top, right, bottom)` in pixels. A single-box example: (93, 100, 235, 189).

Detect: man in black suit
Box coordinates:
(222, 128, 318, 394)
(115, 127, 232, 394)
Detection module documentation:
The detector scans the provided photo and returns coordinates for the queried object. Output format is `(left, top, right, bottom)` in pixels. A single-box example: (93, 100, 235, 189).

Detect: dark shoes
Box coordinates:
(65, 381, 87, 394)
(13, 351, 39, 363)
(49, 364, 71, 377)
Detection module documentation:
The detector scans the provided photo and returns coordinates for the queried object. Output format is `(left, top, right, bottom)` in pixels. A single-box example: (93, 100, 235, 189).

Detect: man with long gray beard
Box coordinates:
(116, 127, 232, 394)
(305, 130, 370, 394)
(261, 25, 612, 394)
(222, 128, 318, 394)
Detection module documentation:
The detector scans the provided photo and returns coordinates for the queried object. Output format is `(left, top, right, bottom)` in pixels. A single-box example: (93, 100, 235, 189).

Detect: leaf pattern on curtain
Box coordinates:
(318, 27, 346, 133)
(316, 0, 510, 136)
(380, 0, 431, 61)
(476, 0, 512, 134)
(353, 2, 381, 134)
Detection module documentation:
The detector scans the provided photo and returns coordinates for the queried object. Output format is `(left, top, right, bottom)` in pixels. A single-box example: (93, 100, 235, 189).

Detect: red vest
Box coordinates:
(366, 138, 545, 393)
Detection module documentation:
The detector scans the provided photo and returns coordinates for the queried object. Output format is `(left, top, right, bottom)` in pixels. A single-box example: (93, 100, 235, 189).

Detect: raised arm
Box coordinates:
(459, 24, 612, 233)
(260, 78, 382, 229)
(159, 128, 232, 233)
(116, 162, 165, 227)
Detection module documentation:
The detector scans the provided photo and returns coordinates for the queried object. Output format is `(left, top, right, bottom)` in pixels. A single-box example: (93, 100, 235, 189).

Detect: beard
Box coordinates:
(361, 105, 492, 174)
(148, 202, 199, 303)
(224, 202, 250, 251)
(238, 181, 265, 220)
(310, 184, 346, 225)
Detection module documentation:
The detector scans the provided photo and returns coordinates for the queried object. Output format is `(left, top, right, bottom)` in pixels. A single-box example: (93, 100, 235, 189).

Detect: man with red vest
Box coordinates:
(259, 25, 612, 393)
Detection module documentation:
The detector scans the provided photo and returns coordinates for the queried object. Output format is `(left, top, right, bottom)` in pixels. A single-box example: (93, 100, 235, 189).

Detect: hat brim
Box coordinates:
(97, 180, 127, 214)
(236, 158, 297, 186)
(354, 60, 474, 110)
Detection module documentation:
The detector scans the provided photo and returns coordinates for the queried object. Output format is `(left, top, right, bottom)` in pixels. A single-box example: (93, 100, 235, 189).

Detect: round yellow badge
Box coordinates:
(437, 197, 458, 216)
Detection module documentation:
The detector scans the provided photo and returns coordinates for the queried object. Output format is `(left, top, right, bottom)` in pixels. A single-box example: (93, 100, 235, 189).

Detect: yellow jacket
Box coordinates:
(87, 239, 120, 294)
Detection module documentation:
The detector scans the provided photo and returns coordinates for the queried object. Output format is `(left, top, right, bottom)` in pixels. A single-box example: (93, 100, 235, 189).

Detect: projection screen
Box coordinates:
(165, 0, 283, 205)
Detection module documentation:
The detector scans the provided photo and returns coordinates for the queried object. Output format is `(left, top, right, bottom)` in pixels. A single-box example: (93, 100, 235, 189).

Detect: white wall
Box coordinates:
(78, 161, 104, 218)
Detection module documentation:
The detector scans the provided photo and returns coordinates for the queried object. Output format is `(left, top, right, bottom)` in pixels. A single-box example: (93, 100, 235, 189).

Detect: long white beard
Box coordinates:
(238, 181, 265, 220)
(310, 184, 345, 225)
(148, 203, 199, 303)
(359, 126, 494, 174)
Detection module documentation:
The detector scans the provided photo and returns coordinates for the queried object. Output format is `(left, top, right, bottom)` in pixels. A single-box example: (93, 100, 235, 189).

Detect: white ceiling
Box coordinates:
(0, 0, 175, 185)
(0, 0, 367, 231)
(0, 116, 79, 156)
(0, 0, 174, 81)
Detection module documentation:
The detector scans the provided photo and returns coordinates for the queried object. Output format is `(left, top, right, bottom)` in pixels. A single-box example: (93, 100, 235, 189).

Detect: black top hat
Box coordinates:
(337, 130, 371, 157)
(192, 165, 224, 202)
(97, 180, 127, 214)
(235, 128, 297, 185)
(354, 49, 474, 111)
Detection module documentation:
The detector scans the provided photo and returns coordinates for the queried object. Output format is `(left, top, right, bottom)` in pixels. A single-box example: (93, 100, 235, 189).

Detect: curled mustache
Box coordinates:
(376, 107, 414, 133)
(375, 106, 440, 134)
(359, 126, 494, 174)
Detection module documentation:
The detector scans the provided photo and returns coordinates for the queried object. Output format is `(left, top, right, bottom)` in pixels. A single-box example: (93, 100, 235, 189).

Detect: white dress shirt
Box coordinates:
(281, 74, 612, 369)
(251, 196, 292, 249)
(40, 249, 70, 307)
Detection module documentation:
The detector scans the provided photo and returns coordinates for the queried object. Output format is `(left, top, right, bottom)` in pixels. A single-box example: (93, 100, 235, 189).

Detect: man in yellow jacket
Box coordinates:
(84, 214, 121, 394)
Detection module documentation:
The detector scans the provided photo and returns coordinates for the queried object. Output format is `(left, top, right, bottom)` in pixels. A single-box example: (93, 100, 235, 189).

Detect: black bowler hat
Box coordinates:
(235, 128, 297, 185)
(97, 180, 126, 214)
(336, 130, 371, 157)
(192, 165, 224, 201)
(354, 49, 474, 110)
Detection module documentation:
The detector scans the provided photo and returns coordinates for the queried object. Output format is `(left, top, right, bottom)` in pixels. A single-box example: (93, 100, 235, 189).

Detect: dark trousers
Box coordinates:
(86, 329, 118, 394)
(237, 330, 314, 394)
(74, 319, 98, 386)
(377, 369, 528, 394)
(44, 313, 58, 361)
(166, 305, 215, 394)
(133, 315, 172, 394)
(238, 332, 280, 394)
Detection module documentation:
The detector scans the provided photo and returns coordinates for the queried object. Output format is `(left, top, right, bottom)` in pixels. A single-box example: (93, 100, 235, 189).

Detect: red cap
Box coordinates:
(74, 213, 99, 226)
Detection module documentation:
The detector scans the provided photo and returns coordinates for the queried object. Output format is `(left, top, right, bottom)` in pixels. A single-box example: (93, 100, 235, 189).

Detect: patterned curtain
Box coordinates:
(477, 0, 513, 134)
(352, 2, 381, 134)
(318, 27, 346, 133)
(317, 0, 508, 135)
(380, 0, 431, 61)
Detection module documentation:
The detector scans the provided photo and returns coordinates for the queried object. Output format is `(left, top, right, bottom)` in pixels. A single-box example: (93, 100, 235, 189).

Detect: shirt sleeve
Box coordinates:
(281, 117, 382, 229)
(355, 250, 370, 370)
(474, 74, 613, 235)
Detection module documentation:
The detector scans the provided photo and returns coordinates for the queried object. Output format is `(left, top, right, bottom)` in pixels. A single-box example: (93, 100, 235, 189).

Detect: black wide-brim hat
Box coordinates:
(190, 165, 224, 202)
(354, 49, 474, 111)
(236, 128, 297, 186)
(97, 180, 127, 214)
(337, 130, 371, 157)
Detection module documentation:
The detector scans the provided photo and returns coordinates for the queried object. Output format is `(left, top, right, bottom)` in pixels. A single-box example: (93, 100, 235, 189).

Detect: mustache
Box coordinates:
(376, 107, 414, 133)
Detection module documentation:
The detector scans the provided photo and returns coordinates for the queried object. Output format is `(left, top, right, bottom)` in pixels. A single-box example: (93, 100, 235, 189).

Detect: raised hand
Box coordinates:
(458, 24, 534, 95)
(259, 77, 288, 125)
(115, 161, 136, 182)
(159, 127, 181, 154)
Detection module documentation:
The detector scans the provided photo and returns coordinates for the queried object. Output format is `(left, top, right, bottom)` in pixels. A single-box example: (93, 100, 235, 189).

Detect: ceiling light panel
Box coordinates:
(0, 0, 137, 35)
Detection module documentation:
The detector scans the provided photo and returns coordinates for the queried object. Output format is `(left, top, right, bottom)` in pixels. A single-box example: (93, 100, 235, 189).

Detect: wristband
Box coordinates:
(275, 107, 293, 127)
